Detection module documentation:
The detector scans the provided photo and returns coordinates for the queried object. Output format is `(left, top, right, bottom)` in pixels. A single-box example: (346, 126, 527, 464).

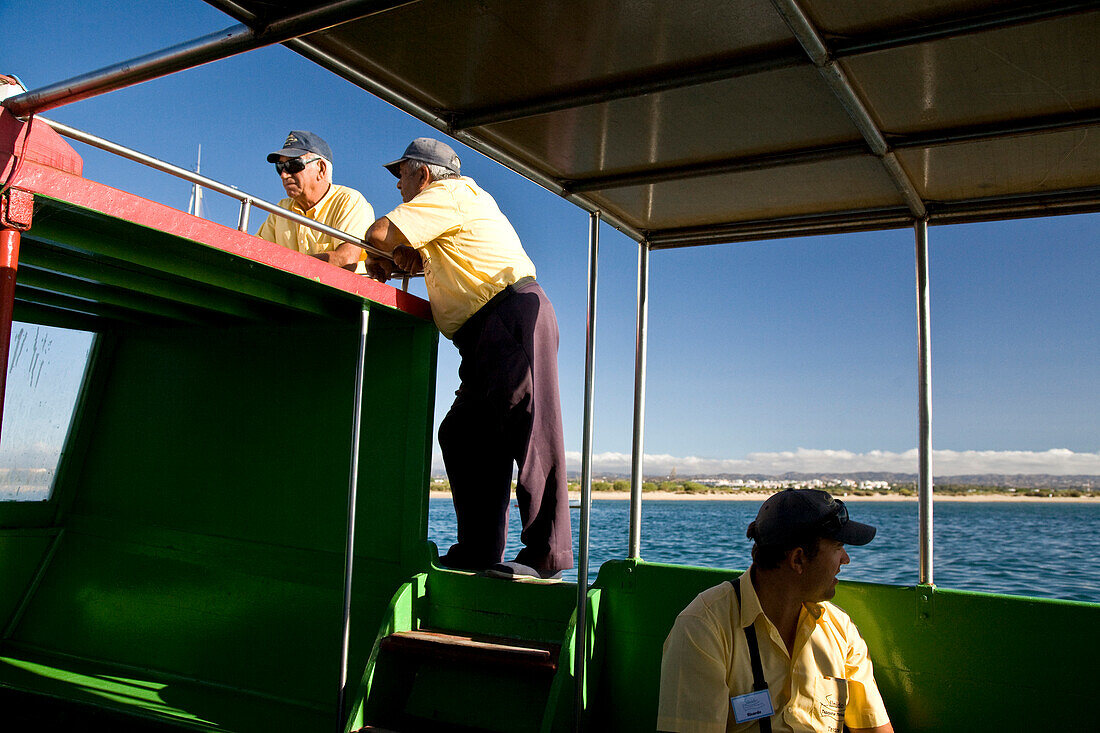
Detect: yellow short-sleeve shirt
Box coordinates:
(255, 184, 373, 274)
(383, 177, 536, 338)
(658, 572, 890, 733)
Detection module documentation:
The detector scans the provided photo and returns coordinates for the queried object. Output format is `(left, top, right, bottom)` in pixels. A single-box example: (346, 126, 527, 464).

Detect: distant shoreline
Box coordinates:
(429, 490, 1096, 503)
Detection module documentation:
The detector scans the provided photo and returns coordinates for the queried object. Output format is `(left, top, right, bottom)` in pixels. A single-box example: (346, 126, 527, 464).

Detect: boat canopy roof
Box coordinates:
(204, 0, 1100, 247)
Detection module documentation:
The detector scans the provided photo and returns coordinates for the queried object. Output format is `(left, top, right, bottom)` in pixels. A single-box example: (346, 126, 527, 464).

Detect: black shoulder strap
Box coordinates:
(732, 579, 773, 733)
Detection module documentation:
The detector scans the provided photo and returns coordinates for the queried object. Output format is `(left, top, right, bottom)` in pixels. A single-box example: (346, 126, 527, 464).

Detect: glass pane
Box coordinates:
(0, 322, 96, 501)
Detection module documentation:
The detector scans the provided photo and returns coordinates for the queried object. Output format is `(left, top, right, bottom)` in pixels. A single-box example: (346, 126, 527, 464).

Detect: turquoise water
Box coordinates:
(427, 498, 1100, 602)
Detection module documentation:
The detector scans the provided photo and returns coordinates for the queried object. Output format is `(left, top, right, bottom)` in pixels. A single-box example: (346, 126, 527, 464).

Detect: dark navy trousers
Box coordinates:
(439, 280, 573, 574)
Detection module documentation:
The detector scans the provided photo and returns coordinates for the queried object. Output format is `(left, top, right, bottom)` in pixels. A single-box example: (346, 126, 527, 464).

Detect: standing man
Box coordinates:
(658, 489, 893, 733)
(257, 130, 374, 273)
(364, 138, 572, 581)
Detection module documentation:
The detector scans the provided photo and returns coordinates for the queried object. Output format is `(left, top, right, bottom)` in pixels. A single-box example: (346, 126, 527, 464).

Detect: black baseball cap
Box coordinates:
(384, 137, 461, 177)
(267, 130, 332, 163)
(747, 488, 876, 547)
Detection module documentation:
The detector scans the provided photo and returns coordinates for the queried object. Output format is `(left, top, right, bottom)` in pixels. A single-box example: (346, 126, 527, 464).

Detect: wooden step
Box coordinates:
(379, 629, 559, 673)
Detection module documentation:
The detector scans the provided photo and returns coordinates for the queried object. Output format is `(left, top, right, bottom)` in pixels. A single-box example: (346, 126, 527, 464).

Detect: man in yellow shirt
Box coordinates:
(658, 489, 893, 733)
(364, 138, 572, 581)
(256, 130, 373, 273)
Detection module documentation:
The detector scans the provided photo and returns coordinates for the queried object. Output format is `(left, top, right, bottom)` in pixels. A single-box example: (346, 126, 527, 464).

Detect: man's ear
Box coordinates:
(787, 547, 807, 575)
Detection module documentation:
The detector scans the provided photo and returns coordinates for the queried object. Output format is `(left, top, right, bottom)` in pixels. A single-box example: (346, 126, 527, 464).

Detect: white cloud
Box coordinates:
(432, 447, 1100, 476)
(567, 448, 1100, 476)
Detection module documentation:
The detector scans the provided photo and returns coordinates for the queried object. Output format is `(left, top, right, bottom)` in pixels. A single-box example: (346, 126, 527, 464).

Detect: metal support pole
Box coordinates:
(573, 211, 600, 731)
(237, 199, 252, 233)
(0, 229, 20, 439)
(337, 306, 370, 732)
(628, 241, 650, 558)
(914, 219, 934, 585)
(2, 0, 414, 117)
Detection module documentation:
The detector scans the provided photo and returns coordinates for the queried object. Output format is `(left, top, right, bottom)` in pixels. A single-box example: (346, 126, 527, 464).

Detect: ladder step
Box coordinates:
(379, 630, 559, 673)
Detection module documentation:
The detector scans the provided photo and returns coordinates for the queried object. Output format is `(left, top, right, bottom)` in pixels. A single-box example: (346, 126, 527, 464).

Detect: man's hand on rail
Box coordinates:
(365, 256, 395, 282)
(364, 215, 422, 282)
(392, 244, 422, 274)
(311, 242, 362, 271)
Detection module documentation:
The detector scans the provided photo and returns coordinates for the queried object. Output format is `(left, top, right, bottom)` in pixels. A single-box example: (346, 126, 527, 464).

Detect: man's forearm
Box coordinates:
(325, 241, 364, 269)
(365, 216, 410, 254)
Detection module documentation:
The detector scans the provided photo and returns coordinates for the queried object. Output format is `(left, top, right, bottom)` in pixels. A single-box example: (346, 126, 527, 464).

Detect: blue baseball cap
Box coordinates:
(384, 137, 461, 177)
(267, 130, 332, 163)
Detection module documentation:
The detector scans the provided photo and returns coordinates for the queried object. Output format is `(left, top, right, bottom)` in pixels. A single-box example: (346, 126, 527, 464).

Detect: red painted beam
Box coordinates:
(0, 111, 83, 178)
(0, 228, 19, 438)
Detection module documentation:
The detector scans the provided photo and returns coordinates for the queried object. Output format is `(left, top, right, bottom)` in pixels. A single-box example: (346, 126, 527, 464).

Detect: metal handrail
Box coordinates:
(35, 115, 416, 280)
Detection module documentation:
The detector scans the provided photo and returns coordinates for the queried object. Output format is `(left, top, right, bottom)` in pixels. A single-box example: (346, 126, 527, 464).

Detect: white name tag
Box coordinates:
(731, 689, 774, 723)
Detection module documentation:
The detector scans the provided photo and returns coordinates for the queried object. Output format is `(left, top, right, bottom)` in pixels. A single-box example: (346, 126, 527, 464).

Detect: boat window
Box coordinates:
(0, 322, 96, 502)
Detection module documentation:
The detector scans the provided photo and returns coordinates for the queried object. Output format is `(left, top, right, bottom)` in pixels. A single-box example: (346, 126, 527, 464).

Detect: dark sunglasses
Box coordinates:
(274, 157, 320, 175)
(818, 499, 849, 533)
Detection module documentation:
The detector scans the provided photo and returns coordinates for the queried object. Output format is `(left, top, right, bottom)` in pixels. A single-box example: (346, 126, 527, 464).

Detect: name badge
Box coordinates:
(731, 689, 774, 723)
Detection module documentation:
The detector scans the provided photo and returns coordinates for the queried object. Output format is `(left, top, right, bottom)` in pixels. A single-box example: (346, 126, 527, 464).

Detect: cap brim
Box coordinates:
(383, 159, 403, 177)
(267, 147, 310, 163)
(833, 520, 876, 546)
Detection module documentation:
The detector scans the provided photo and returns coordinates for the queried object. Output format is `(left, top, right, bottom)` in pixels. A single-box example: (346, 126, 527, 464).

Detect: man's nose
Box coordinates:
(841, 548, 850, 565)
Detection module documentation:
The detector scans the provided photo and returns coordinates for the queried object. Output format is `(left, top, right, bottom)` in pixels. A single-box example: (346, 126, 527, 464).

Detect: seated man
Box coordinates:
(256, 130, 373, 273)
(658, 489, 893, 733)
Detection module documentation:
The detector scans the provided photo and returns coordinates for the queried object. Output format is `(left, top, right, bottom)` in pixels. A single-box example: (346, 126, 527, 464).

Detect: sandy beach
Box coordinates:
(429, 490, 1096, 503)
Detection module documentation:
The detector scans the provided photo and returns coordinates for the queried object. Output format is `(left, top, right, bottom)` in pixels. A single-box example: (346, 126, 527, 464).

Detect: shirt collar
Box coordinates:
(738, 569, 826, 628)
(736, 571, 766, 629)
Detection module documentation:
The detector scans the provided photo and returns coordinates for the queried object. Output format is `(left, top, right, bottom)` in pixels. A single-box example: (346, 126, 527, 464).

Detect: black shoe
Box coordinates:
(483, 561, 563, 582)
(438, 551, 491, 573)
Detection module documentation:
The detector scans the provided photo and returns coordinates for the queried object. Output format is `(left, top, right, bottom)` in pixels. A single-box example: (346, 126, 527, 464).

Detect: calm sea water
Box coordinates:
(427, 498, 1100, 603)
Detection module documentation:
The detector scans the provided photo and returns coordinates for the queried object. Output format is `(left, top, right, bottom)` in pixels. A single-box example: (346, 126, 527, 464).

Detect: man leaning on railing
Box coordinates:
(256, 130, 374, 274)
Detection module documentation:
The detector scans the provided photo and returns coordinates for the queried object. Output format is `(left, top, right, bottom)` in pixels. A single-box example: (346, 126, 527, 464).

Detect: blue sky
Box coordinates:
(4, 0, 1098, 476)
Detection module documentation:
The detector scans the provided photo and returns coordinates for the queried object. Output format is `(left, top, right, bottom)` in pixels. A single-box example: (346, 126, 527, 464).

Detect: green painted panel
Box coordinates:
(0, 309, 436, 727)
(58, 318, 431, 558)
(836, 582, 1100, 731)
(425, 563, 578, 643)
(0, 652, 329, 732)
(2, 188, 438, 728)
(0, 531, 55, 634)
(10, 530, 335, 694)
(353, 575, 427, 729)
(24, 202, 356, 322)
(17, 266, 217, 325)
(68, 323, 358, 551)
(403, 661, 550, 731)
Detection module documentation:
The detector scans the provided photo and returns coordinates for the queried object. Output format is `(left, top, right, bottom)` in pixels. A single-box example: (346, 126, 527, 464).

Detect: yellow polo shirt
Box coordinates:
(658, 572, 890, 733)
(383, 177, 536, 338)
(256, 184, 373, 274)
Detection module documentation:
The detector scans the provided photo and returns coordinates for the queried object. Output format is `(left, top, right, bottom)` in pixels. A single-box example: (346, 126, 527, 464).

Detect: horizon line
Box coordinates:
(429, 447, 1100, 477)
